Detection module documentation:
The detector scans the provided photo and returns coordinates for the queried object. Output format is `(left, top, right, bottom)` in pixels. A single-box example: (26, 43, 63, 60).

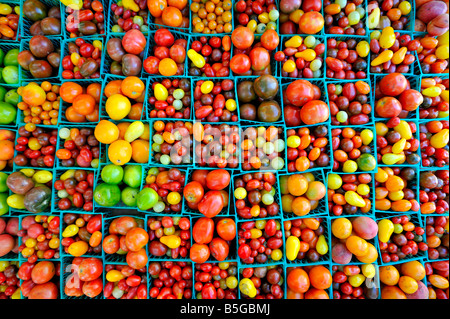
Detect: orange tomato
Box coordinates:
(59, 82, 83, 103)
(121, 76, 145, 99)
(304, 288, 330, 299)
(0, 140, 14, 161)
(65, 106, 86, 122)
(190, 243, 210, 263)
(86, 83, 102, 103)
(73, 94, 96, 115)
(125, 227, 149, 252)
(162, 7, 183, 27)
(94, 120, 119, 144)
(308, 266, 332, 290)
(287, 268, 310, 293)
(131, 139, 149, 163)
(148, 0, 167, 18)
(108, 140, 132, 165)
(104, 80, 123, 98)
(128, 103, 143, 120)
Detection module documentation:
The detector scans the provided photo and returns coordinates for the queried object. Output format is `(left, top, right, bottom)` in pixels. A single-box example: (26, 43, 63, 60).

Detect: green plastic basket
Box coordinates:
(137, 165, 188, 216)
(107, 0, 150, 36)
(423, 215, 449, 262)
(419, 168, 449, 217)
(239, 123, 287, 173)
(61, 0, 108, 40)
(192, 122, 241, 170)
(375, 212, 427, 266)
(51, 168, 98, 214)
(279, 169, 329, 220)
(417, 73, 449, 121)
(141, 30, 190, 78)
(58, 37, 105, 81)
(60, 256, 103, 299)
(19, 36, 62, 82)
(326, 171, 376, 218)
(145, 76, 192, 121)
(0, 216, 20, 261)
(148, 118, 194, 167)
(325, 0, 370, 37)
(0, 41, 21, 87)
(418, 120, 450, 169)
(238, 263, 285, 299)
(278, 34, 326, 79)
(20, 0, 64, 38)
(0, 0, 20, 41)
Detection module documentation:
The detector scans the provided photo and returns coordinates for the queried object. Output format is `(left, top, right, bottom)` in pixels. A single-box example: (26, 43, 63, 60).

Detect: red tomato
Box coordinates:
(216, 218, 236, 241)
(300, 100, 330, 125)
(379, 73, 408, 96)
(125, 227, 149, 252)
(206, 169, 231, 190)
(78, 258, 103, 281)
(28, 282, 58, 299)
(209, 238, 229, 261)
(82, 278, 103, 298)
(249, 47, 271, 71)
(201, 283, 217, 299)
(261, 29, 279, 51)
(398, 89, 424, 111)
(154, 28, 175, 47)
(143, 56, 160, 74)
(375, 97, 403, 118)
(190, 243, 210, 263)
(230, 54, 251, 75)
(112, 216, 138, 235)
(183, 181, 204, 204)
(193, 217, 215, 244)
(122, 29, 147, 55)
(86, 214, 102, 233)
(302, 0, 323, 11)
(102, 234, 120, 254)
(126, 248, 148, 270)
(285, 80, 315, 107)
(198, 191, 224, 218)
(231, 26, 254, 50)
(191, 170, 209, 188)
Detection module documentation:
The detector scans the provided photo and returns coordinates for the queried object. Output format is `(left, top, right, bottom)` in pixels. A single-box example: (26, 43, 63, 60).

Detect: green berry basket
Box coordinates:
(237, 263, 285, 299)
(181, 167, 231, 217)
(20, 0, 64, 39)
(150, 261, 194, 300)
(145, 76, 193, 121)
(284, 216, 331, 266)
(58, 37, 105, 82)
(51, 167, 98, 214)
(59, 212, 104, 259)
(141, 30, 190, 78)
(190, 0, 234, 35)
(418, 168, 449, 217)
(232, 171, 282, 222)
(423, 214, 449, 262)
(137, 165, 188, 216)
(417, 72, 449, 121)
(278, 169, 329, 221)
(192, 122, 241, 171)
(278, 34, 326, 79)
(61, 0, 108, 40)
(325, 0, 369, 38)
(326, 171, 376, 218)
(0, 216, 20, 261)
(0, 41, 22, 88)
(107, 0, 150, 36)
(148, 118, 194, 168)
(0, 0, 21, 42)
(239, 123, 287, 174)
(375, 212, 427, 266)
(237, 217, 286, 268)
(145, 214, 192, 261)
(60, 256, 103, 299)
(19, 36, 62, 82)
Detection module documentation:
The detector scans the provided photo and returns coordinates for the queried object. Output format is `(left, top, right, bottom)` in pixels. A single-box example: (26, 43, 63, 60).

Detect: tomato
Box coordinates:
(82, 278, 103, 298)
(192, 217, 215, 245)
(261, 30, 279, 51)
(230, 54, 251, 75)
(209, 238, 229, 261)
(398, 89, 423, 112)
(102, 234, 120, 254)
(125, 227, 149, 251)
(191, 170, 209, 188)
(77, 258, 103, 282)
(285, 80, 315, 107)
(65, 282, 84, 297)
(113, 216, 138, 235)
(122, 30, 147, 55)
(375, 97, 403, 118)
(154, 28, 175, 47)
(302, 0, 322, 11)
(86, 215, 102, 234)
(190, 243, 210, 263)
(206, 169, 231, 191)
(183, 181, 204, 204)
(249, 47, 271, 71)
(379, 73, 408, 96)
(31, 261, 55, 284)
(287, 268, 310, 293)
(126, 248, 148, 270)
(28, 282, 58, 299)
(231, 26, 254, 50)
(198, 191, 224, 218)
(143, 56, 160, 75)
(148, 0, 167, 18)
(18, 262, 34, 281)
(216, 218, 236, 241)
(201, 283, 217, 299)
(300, 100, 329, 125)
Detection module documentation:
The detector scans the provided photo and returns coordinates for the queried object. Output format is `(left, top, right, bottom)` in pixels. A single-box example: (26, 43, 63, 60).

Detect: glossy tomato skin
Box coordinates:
(78, 258, 103, 281)
(285, 80, 315, 107)
(31, 261, 55, 284)
(126, 248, 148, 270)
(122, 29, 147, 55)
(379, 73, 408, 96)
(249, 47, 270, 71)
(230, 54, 251, 75)
(202, 283, 217, 299)
(183, 181, 204, 204)
(125, 227, 149, 251)
(190, 243, 210, 263)
(193, 217, 215, 244)
(375, 97, 403, 118)
(28, 282, 58, 299)
(191, 170, 209, 188)
(231, 26, 254, 50)
(209, 238, 229, 261)
(216, 218, 236, 241)
(144, 56, 160, 74)
(82, 278, 103, 298)
(103, 234, 120, 254)
(113, 216, 138, 235)
(206, 169, 231, 190)
(398, 89, 423, 111)
(198, 191, 224, 218)
(154, 28, 175, 47)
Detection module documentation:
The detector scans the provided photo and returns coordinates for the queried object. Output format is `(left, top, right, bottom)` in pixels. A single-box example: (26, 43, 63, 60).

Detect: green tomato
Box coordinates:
(2, 66, 19, 85)
(121, 187, 139, 207)
(0, 172, 8, 192)
(0, 86, 6, 101)
(0, 49, 4, 66)
(93, 183, 121, 207)
(123, 165, 142, 188)
(0, 101, 16, 125)
(101, 164, 124, 184)
(3, 49, 19, 66)
(137, 187, 159, 211)
(5, 89, 19, 105)
(262, 193, 274, 205)
(0, 192, 8, 216)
